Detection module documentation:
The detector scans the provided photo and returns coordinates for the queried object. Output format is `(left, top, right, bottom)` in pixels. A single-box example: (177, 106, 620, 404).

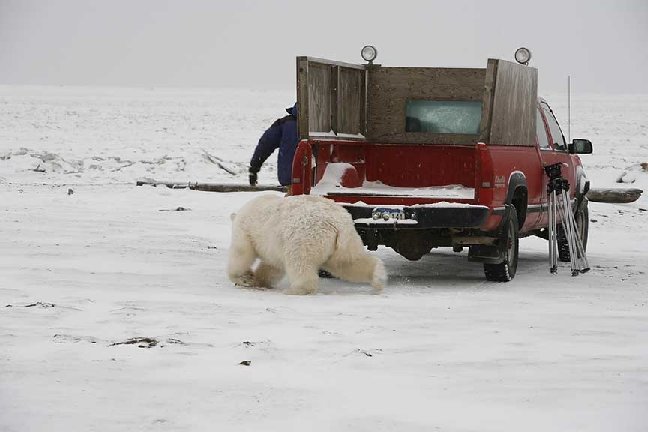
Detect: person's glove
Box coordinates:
(248, 166, 259, 186)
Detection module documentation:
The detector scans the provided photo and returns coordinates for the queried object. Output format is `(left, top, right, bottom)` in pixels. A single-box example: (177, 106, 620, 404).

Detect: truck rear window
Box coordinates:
(405, 100, 482, 134)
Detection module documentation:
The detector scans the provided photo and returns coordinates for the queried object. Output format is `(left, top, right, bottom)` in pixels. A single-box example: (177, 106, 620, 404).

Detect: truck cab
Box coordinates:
(290, 49, 592, 281)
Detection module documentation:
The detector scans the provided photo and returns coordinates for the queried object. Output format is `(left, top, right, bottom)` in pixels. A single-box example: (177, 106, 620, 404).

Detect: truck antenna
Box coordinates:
(567, 75, 571, 142)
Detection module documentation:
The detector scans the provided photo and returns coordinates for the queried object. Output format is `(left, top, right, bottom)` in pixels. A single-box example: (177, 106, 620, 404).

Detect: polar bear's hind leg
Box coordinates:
(284, 261, 320, 295)
(325, 254, 386, 293)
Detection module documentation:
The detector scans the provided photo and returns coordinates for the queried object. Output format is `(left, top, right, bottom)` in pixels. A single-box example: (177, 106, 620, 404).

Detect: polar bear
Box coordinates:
(227, 194, 386, 295)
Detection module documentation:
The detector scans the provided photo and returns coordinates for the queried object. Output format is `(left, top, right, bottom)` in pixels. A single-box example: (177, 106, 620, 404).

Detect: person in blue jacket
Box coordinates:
(248, 103, 298, 187)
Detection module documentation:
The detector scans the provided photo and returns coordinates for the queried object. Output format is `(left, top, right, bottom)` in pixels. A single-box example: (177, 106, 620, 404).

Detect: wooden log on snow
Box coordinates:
(135, 180, 286, 193)
(586, 188, 643, 203)
(189, 183, 286, 193)
(136, 180, 189, 189)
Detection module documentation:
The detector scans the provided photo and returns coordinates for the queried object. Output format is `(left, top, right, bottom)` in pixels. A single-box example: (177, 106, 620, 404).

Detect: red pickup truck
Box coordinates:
(290, 51, 592, 281)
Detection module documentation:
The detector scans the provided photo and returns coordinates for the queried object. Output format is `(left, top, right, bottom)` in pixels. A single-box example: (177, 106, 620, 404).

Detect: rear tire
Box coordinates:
(558, 198, 589, 262)
(484, 208, 519, 282)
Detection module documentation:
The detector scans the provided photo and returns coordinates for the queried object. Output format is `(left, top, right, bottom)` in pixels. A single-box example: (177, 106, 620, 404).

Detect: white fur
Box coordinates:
(227, 194, 386, 295)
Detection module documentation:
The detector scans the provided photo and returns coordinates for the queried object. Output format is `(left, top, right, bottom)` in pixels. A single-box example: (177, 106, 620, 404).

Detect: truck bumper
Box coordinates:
(343, 204, 490, 229)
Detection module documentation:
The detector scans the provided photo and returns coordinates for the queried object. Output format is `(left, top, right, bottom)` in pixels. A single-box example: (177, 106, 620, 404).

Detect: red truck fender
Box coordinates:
(505, 172, 529, 229)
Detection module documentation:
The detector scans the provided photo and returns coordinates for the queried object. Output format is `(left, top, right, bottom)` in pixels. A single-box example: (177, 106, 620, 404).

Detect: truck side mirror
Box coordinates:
(568, 138, 593, 154)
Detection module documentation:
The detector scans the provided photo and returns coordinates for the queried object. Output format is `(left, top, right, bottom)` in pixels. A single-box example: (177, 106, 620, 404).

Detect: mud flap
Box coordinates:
(468, 244, 502, 264)
(468, 204, 514, 264)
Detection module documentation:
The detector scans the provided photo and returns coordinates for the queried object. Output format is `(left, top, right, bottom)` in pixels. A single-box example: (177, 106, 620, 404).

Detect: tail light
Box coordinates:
(290, 140, 312, 195)
(476, 142, 494, 204)
(477, 142, 494, 187)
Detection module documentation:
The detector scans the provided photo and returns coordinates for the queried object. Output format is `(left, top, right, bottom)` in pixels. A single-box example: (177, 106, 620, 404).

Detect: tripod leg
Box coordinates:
(565, 197, 590, 273)
(548, 191, 558, 273)
(559, 191, 580, 276)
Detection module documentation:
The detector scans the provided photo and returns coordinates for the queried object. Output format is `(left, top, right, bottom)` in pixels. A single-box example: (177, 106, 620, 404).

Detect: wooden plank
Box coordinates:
(301, 56, 366, 70)
(296, 57, 310, 139)
(361, 68, 368, 135)
(360, 133, 479, 146)
(489, 60, 538, 147)
(331, 65, 339, 133)
(586, 188, 643, 203)
(479, 58, 498, 143)
(308, 63, 332, 133)
(338, 67, 364, 135)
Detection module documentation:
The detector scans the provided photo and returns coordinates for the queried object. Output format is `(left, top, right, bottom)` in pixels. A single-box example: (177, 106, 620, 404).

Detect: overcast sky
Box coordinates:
(1, 0, 646, 94)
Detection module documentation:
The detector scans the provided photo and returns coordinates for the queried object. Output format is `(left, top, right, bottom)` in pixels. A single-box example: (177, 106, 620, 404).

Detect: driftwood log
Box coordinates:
(135, 180, 286, 193)
(586, 188, 643, 203)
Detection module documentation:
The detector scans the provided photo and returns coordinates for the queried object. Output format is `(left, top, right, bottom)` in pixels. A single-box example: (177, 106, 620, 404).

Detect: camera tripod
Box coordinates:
(545, 163, 590, 276)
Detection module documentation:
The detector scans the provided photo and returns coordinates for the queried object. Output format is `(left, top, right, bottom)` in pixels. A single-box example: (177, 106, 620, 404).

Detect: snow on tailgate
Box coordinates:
(311, 162, 475, 198)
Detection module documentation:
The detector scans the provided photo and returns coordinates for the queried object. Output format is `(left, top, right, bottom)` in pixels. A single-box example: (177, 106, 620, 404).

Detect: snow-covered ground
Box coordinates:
(1, 86, 647, 432)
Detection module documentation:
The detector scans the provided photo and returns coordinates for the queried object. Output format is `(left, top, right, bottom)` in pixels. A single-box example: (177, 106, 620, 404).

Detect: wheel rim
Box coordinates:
(506, 220, 517, 272)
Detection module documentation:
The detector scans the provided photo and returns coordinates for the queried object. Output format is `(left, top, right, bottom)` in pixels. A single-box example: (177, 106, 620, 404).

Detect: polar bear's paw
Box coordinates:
(285, 281, 318, 295)
(253, 262, 284, 289)
(371, 260, 387, 293)
(233, 271, 257, 288)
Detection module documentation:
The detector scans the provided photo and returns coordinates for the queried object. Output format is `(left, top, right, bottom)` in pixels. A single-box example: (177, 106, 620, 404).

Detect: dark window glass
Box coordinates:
(406, 100, 482, 134)
(536, 109, 550, 149)
(541, 102, 566, 150)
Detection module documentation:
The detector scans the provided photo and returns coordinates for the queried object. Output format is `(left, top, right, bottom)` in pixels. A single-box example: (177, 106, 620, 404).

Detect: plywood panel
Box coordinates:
(489, 60, 538, 147)
(296, 57, 367, 139)
(366, 67, 486, 144)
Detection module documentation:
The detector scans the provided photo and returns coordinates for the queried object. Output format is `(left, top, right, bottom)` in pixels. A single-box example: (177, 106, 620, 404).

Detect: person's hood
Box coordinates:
(285, 102, 298, 117)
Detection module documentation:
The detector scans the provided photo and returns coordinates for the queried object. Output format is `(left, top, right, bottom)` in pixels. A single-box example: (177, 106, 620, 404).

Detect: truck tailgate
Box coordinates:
(294, 140, 480, 205)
